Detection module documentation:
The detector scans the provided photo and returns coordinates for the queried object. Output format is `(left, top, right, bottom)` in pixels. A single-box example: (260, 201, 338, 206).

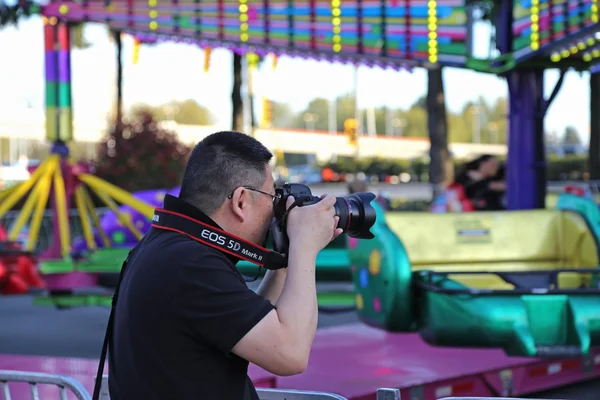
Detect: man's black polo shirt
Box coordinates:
(108, 195, 275, 400)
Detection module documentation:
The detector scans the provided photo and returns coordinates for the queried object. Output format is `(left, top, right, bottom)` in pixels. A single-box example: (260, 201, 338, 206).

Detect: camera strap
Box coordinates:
(92, 249, 134, 400)
(151, 208, 287, 270)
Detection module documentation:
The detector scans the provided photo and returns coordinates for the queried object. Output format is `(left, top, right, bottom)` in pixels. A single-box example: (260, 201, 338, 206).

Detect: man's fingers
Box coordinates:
(285, 196, 296, 211)
(332, 228, 344, 241)
(321, 195, 337, 208)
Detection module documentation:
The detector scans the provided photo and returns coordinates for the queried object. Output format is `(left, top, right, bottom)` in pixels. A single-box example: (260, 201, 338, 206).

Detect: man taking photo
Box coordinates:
(107, 131, 342, 400)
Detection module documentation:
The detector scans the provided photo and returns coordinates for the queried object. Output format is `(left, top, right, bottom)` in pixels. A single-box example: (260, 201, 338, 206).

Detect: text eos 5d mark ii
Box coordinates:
(151, 182, 378, 271)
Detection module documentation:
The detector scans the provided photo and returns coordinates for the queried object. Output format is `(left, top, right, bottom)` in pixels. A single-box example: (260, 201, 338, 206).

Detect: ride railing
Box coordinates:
(0, 369, 554, 400)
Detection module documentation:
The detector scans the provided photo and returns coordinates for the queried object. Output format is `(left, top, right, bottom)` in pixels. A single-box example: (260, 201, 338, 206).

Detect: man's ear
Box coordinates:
(229, 187, 250, 222)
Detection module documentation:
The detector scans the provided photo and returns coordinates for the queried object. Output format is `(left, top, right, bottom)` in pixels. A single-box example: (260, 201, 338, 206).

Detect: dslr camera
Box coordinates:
(270, 183, 377, 254)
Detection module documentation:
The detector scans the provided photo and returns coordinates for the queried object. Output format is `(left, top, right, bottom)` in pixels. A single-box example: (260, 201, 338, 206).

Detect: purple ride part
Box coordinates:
(71, 187, 181, 256)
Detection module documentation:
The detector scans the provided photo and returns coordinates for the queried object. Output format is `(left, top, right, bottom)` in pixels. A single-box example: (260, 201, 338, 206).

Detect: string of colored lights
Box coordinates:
(427, 0, 438, 63)
(593, 0, 599, 22)
(331, 0, 341, 53)
(530, 0, 539, 51)
(239, 0, 249, 42)
(149, 0, 157, 31)
(550, 34, 600, 62)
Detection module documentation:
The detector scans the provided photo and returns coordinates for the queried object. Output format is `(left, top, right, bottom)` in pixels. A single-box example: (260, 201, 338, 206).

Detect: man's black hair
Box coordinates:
(179, 131, 273, 215)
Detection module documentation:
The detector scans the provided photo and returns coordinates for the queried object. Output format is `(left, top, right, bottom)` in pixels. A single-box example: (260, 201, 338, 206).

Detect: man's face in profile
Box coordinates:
(248, 165, 277, 245)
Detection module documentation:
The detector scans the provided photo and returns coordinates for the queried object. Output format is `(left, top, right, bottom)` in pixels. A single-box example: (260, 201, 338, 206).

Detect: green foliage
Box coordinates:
(561, 126, 582, 145)
(319, 154, 589, 182)
(270, 93, 509, 144)
(94, 110, 192, 192)
(71, 23, 93, 49)
(128, 99, 215, 126)
(0, 1, 39, 27)
(546, 154, 588, 180)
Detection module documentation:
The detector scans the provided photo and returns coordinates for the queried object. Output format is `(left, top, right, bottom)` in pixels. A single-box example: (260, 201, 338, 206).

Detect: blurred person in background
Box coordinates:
(453, 154, 506, 211)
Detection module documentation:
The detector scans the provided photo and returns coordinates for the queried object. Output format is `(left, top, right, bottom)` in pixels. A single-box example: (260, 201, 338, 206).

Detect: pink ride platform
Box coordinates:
(2, 324, 599, 399)
(278, 324, 600, 400)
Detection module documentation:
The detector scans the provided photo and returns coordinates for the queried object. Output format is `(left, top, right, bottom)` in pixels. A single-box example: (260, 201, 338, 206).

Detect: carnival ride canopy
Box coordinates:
(34, 0, 599, 74)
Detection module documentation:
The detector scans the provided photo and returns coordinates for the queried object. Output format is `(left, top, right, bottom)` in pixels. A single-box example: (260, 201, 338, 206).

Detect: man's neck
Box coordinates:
(209, 210, 238, 237)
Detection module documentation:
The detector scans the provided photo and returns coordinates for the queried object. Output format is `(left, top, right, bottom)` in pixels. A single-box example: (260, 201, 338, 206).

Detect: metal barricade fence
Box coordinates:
(0, 370, 556, 400)
(99, 375, 350, 400)
(0, 370, 91, 400)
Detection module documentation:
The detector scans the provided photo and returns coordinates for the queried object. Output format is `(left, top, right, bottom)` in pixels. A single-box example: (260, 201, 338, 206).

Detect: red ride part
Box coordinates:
(2, 273, 29, 295)
(446, 183, 475, 212)
(16, 256, 45, 289)
(0, 262, 7, 285)
(565, 185, 585, 197)
(0, 223, 46, 294)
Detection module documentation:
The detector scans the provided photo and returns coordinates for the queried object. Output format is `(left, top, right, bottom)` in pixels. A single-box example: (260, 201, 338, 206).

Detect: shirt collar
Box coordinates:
(161, 194, 240, 266)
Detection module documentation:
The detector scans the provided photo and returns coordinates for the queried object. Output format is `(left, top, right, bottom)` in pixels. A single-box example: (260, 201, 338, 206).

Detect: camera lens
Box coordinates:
(333, 192, 376, 239)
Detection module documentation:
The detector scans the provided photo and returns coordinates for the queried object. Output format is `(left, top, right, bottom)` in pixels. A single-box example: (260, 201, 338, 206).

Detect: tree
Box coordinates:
(271, 101, 297, 128)
(0, 1, 38, 28)
(128, 99, 215, 125)
(71, 23, 92, 49)
(427, 67, 452, 195)
(561, 126, 582, 145)
(268, 90, 509, 144)
(293, 98, 329, 131)
(112, 29, 123, 127)
(404, 104, 428, 138)
(95, 110, 192, 192)
(232, 53, 244, 131)
(545, 130, 560, 145)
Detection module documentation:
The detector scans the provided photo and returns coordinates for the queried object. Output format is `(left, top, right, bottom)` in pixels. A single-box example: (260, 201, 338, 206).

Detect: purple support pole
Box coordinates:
(506, 69, 546, 210)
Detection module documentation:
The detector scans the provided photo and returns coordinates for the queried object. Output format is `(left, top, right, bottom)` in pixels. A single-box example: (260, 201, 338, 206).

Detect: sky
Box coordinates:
(0, 16, 592, 143)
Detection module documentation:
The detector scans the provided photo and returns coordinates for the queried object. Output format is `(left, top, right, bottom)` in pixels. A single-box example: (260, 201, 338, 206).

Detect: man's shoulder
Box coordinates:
(147, 229, 230, 260)
(145, 228, 244, 283)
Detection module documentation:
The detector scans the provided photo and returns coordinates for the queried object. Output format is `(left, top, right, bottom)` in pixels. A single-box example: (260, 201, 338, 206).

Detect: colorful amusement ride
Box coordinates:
(2, 0, 600, 398)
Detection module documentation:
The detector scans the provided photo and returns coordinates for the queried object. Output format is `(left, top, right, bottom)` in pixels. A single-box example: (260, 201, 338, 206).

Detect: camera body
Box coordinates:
(270, 183, 376, 255)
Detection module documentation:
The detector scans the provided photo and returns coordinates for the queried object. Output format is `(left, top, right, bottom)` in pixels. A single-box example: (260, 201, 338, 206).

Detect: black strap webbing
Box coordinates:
(91, 250, 132, 400)
(151, 208, 287, 270)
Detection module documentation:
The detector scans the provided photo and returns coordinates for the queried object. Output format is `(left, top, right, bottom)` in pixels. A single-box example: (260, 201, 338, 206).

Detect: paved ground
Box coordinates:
(0, 288, 597, 399)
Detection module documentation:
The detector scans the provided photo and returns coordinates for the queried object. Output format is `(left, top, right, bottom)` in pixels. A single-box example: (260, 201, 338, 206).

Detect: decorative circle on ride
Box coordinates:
(369, 249, 381, 275)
